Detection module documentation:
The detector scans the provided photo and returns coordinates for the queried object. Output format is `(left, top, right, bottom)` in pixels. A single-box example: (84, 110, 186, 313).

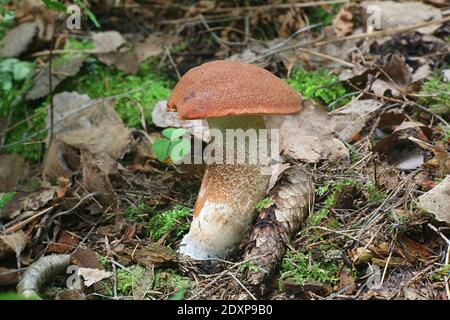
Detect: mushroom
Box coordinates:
(168, 60, 302, 259)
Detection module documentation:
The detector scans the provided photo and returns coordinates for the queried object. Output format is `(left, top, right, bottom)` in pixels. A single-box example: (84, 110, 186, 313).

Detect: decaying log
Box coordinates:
(240, 165, 314, 296)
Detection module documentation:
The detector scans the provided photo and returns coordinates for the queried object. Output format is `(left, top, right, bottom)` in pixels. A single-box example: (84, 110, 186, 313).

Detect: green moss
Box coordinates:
(239, 262, 263, 273)
(304, 4, 341, 28)
(147, 205, 191, 241)
(0, 191, 15, 209)
(418, 71, 450, 115)
(308, 178, 358, 227)
(63, 59, 171, 128)
(287, 68, 350, 107)
(364, 181, 387, 202)
(280, 248, 340, 287)
(255, 197, 272, 211)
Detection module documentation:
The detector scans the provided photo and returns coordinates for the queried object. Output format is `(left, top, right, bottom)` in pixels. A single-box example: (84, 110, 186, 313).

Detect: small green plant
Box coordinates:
(364, 182, 387, 202)
(147, 205, 191, 241)
(152, 128, 191, 163)
(239, 262, 262, 273)
(0, 191, 15, 210)
(418, 71, 450, 115)
(308, 179, 358, 226)
(0, 1, 14, 39)
(255, 197, 272, 211)
(0, 58, 34, 97)
(304, 4, 342, 27)
(428, 265, 450, 282)
(288, 68, 350, 107)
(280, 248, 340, 287)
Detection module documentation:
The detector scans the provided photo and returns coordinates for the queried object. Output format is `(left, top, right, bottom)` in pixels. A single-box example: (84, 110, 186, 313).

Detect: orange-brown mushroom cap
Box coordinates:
(167, 60, 302, 120)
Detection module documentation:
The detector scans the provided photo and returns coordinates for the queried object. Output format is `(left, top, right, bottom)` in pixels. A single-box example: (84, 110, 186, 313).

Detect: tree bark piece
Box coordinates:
(240, 165, 314, 296)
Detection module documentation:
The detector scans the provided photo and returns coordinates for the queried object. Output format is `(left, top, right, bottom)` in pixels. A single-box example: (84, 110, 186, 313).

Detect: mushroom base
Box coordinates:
(178, 115, 271, 260)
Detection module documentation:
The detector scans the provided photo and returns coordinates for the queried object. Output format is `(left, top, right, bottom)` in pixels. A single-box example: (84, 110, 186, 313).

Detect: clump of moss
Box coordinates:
(280, 247, 340, 287)
(287, 68, 350, 107)
(147, 205, 191, 241)
(308, 178, 359, 227)
(64, 55, 172, 128)
(418, 71, 450, 115)
(364, 181, 387, 202)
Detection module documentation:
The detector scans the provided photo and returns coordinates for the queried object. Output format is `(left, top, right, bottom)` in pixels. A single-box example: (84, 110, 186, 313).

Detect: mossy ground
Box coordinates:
(287, 68, 351, 107)
(418, 69, 450, 115)
(1, 38, 172, 162)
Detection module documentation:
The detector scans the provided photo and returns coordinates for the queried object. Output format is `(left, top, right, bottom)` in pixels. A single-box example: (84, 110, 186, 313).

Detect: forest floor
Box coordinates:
(0, 0, 449, 300)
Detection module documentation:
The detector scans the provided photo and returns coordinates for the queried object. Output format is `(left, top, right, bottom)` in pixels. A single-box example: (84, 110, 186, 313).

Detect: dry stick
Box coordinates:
(48, 33, 56, 146)
(4, 206, 56, 234)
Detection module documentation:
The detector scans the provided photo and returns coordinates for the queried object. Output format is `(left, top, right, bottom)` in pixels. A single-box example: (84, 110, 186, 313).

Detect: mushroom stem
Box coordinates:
(179, 115, 272, 259)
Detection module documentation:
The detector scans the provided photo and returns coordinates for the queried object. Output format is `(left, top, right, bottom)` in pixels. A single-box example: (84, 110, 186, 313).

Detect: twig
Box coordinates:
(228, 271, 257, 300)
(428, 223, 450, 300)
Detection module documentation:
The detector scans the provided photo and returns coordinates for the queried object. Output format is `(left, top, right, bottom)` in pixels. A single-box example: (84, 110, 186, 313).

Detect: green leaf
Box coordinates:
(169, 139, 191, 163)
(162, 128, 187, 141)
(74, 0, 101, 28)
(12, 61, 33, 81)
(152, 139, 170, 162)
(42, 0, 66, 12)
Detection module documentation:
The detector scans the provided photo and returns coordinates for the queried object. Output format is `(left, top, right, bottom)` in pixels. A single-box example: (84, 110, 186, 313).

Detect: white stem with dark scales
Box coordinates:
(179, 115, 271, 259)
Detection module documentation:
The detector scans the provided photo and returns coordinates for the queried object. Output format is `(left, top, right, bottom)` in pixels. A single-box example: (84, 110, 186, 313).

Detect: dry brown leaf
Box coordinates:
(92, 31, 126, 53)
(151, 100, 209, 142)
(333, 8, 353, 37)
(373, 121, 432, 170)
(0, 153, 28, 192)
(408, 137, 450, 177)
(97, 50, 140, 74)
(42, 92, 131, 207)
(0, 22, 37, 58)
(26, 54, 86, 100)
(417, 175, 450, 224)
(47, 230, 79, 254)
(332, 99, 383, 142)
(360, 1, 442, 34)
(266, 102, 349, 163)
(126, 243, 176, 267)
(0, 230, 27, 256)
(134, 33, 180, 64)
(78, 268, 111, 287)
